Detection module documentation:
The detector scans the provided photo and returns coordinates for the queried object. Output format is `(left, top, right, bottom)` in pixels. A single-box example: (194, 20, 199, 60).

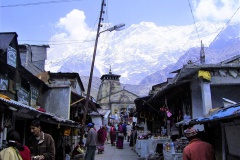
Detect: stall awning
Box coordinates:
(71, 92, 100, 113)
(176, 104, 240, 127)
(134, 95, 154, 113)
(0, 97, 80, 127)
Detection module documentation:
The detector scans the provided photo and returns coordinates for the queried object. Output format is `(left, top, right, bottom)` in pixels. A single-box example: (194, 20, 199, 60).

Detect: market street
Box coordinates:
(95, 140, 139, 160)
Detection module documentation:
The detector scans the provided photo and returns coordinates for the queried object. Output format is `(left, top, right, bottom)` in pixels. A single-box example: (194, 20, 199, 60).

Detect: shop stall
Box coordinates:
(176, 103, 240, 160)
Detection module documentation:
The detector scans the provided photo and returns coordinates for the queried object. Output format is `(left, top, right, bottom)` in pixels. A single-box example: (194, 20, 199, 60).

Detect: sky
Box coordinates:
(1, 0, 240, 46)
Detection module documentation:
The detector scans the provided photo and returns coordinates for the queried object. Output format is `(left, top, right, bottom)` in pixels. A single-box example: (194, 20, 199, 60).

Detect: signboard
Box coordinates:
(0, 77, 8, 90)
(7, 46, 17, 68)
(30, 86, 39, 107)
(17, 87, 29, 105)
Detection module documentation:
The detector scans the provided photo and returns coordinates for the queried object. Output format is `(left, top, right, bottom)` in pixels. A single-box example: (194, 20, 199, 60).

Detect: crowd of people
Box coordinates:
(0, 120, 137, 160)
(0, 119, 216, 160)
(71, 121, 137, 160)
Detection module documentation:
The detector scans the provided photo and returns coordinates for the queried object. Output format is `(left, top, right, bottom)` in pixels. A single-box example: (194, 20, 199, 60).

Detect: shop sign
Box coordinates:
(7, 46, 17, 68)
(0, 77, 8, 90)
(30, 86, 39, 107)
(17, 87, 29, 105)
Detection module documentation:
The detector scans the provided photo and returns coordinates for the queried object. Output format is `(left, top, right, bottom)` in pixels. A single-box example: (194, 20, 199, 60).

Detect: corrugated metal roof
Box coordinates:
(0, 97, 79, 127)
(0, 32, 17, 51)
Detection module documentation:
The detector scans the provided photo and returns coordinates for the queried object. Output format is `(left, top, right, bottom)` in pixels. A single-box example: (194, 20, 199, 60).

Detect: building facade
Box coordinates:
(97, 70, 139, 124)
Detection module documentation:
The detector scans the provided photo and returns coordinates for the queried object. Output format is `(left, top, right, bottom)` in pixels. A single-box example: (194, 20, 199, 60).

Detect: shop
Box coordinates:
(177, 103, 240, 160)
(134, 92, 189, 159)
(0, 95, 80, 159)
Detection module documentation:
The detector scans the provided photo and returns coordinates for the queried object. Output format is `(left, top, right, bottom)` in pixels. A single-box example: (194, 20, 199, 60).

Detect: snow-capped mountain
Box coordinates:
(46, 21, 240, 97)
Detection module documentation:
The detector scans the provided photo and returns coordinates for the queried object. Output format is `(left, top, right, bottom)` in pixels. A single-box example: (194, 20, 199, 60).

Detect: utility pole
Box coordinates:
(80, 0, 125, 141)
(200, 40, 205, 64)
(81, 0, 105, 139)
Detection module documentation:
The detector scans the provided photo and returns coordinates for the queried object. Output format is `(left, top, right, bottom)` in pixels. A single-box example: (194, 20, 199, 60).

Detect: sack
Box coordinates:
(118, 133, 124, 137)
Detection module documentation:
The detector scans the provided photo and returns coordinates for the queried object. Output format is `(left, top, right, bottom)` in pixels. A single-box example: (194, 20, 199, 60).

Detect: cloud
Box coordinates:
(56, 9, 92, 40)
(46, 9, 96, 63)
(193, 0, 240, 23)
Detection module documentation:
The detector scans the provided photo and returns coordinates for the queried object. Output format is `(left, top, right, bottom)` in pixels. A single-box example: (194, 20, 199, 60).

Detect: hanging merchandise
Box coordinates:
(64, 127, 71, 136)
(167, 111, 172, 117)
(4, 116, 12, 128)
(160, 98, 172, 117)
(73, 128, 79, 136)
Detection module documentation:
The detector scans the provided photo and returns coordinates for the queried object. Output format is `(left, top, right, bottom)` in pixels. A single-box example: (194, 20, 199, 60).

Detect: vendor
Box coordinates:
(170, 122, 179, 141)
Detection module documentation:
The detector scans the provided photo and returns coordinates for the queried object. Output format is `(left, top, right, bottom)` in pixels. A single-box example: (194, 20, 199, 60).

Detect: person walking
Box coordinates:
(105, 124, 111, 144)
(27, 120, 55, 160)
(183, 126, 215, 160)
(0, 130, 31, 160)
(109, 123, 116, 146)
(129, 126, 137, 149)
(97, 126, 107, 153)
(122, 122, 127, 140)
(116, 122, 124, 149)
(85, 123, 97, 160)
(126, 122, 132, 142)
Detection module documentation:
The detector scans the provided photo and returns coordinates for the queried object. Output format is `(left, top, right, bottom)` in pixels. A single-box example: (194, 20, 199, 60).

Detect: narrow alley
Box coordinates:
(95, 140, 139, 160)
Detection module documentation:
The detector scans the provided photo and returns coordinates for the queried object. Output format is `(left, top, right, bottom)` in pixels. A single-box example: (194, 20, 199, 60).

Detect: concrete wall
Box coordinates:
(191, 79, 203, 119)
(41, 87, 70, 119)
(91, 116, 102, 131)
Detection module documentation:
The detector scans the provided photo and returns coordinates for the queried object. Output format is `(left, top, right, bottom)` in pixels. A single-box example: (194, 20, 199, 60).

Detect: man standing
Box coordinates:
(27, 120, 55, 160)
(122, 122, 127, 140)
(126, 122, 132, 142)
(183, 126, 215, 160)
(85, 123, 97, 160)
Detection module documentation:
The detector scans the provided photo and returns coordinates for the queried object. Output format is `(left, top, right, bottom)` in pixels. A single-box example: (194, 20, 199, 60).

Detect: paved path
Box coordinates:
(95, 140, 140, 160)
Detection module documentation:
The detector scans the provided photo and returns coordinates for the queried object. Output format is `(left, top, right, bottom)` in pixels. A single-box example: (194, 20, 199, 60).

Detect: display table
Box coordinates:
(147, 138, 171, 155)
(163, 149, 182, 160)
(135, 139, 148, 158)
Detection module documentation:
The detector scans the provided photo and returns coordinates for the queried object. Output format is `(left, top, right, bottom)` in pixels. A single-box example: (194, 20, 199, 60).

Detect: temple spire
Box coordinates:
(109, 65, 112, 74)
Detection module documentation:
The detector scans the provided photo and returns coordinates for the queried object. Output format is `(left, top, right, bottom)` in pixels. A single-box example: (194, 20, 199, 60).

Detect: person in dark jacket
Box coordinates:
(27, 120, 55, 160)
(85, 123, 97, 160)
(122, 122, 127, 140)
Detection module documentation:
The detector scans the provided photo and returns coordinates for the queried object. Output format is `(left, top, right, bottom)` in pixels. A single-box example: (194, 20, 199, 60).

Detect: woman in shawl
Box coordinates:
(109, 123, 116, 146)
(97, 126, 107, 154)
(0, 130, 31, 160)
(116, 122, 124, 149)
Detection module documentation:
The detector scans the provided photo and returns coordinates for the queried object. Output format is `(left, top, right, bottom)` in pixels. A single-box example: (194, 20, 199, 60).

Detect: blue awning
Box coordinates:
(176, 104, 240, 126)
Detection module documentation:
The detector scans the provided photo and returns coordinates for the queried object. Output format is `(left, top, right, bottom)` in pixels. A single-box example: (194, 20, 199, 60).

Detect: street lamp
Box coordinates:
(81, 23, 125, 137)
(99, 23, 125, 34)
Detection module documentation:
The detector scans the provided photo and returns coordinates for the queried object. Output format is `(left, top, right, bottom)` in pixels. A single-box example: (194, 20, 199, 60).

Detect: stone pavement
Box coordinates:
(95, 140, 140, 160)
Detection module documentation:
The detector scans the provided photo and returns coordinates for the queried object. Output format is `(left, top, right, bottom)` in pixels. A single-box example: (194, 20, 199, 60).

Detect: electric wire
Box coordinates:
(194, 4, 240, 65)
(45, 3, 100, 66)
(19, 39, 95, 45)
(0, 0, 81, 8)
(188, 0, 201, 43)
(211, 5, 240, 43)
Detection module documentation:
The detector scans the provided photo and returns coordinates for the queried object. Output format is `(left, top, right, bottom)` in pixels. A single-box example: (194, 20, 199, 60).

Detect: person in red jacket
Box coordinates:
(183, 126, 215, 160)
(0, 130, 31, 160)
(109, 123, 116, 146)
